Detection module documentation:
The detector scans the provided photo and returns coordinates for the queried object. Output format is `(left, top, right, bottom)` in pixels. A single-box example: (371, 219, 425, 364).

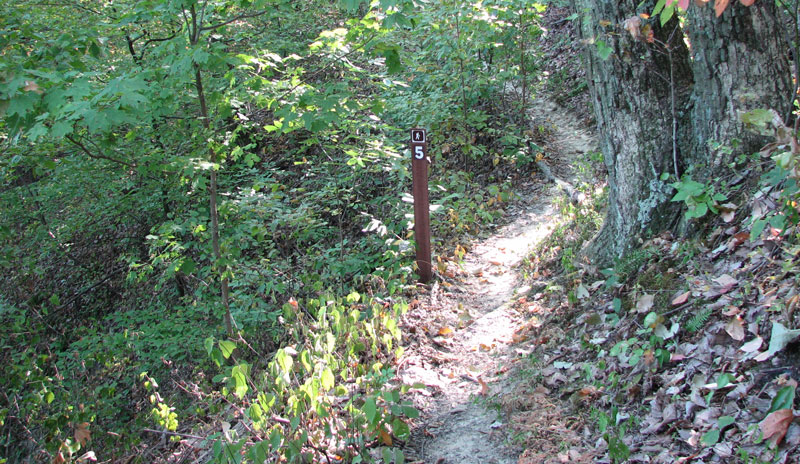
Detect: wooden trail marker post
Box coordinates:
(410, 128, 432, 282)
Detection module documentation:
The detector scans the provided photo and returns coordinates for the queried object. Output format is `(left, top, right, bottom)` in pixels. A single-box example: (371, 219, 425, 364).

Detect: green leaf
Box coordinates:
(716, 372, 734, 389)
(269, 427, 283, 450)
(321, 367, 335, 391)
(751, 219, 767, 241)
(767, 321, 800, 356)
(691, 202, 708, 219)
(718, 416, 735, 429)
(204, 337, 214, 356)
(249, 403, 263, 422)
(660, 5, 675, 26)
(382, 48, 402, 74)
(341, 0, 365, 11)
(700, 428, 720, 446)
(769, 386, 796, 413)
(7, 93, 37, 117)
(192, 48, 210, 65)
(402, 405, 419, 418)
(178, 259, 196, 274)
(741, 108, 774, 130)
(606, 434, 630, 462)
(232, 363, 249, 398)
(51, 121, 73, 138)
(363, 397, 377, 424)
(596, 40, 613, 61)
(219, 340, 236, 359)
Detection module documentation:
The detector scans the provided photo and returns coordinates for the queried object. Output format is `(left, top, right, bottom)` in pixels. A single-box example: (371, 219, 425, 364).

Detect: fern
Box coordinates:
(686, 308, 712, 332)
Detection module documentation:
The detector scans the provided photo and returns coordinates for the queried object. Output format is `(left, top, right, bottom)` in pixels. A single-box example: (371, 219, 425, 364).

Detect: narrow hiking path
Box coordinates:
(399, 95, 597, 463)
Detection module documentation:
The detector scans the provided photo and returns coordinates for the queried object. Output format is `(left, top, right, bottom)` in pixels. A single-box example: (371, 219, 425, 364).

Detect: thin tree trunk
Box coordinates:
(189, 5, 234, 336)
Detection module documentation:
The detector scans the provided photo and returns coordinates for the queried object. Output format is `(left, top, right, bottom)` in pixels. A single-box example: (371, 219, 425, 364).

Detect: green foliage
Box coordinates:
(203, 294, 417, 463)
(0, 0, 546, 459)
(686, 307, 712, 333)
(669, 175, 728, 219)
(768, 386, 796, 414)
(700, 415, 735, 447)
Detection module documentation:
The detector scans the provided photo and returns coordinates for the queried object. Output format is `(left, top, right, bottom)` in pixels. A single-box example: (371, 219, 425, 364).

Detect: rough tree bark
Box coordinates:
(575, 0, 792, 266)
(685, 1, 792, 176)
(576, 0, 693, 264)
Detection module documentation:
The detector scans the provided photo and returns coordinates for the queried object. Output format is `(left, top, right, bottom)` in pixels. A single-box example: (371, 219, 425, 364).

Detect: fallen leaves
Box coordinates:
(636, 293, 654, 313)
(478, 377, 489, 396)
(672, 291, 690, 306)
(724, 316, 745, 341)
(760, 409, 794, 446)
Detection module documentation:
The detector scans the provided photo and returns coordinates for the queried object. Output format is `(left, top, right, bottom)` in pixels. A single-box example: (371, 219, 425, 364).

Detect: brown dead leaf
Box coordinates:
(760, 409, 794, 446)
(740, 336, 763, 353)
(721, 210, 735, 223)
(478, 377, 489, 396)
(740, 0, 755, 5)
(623, 16, 642, 40)
(511, 332, 528, 343)
(578, 386, 601, 399)
(438, 326, 453, 336)
(714, 274, 738, 294)
(728, 231, 749, 251)
(725, 316, 745, 341)
(643, 349, 656, 366)
(288, 297, 298, 309)
(637, 293, 655, 313)
(715, 0, 731, 16)
(378, 426, 393, 446)
(722, 306, 741, 316)
(672, 291, 690, 306)
(75, 422, 91, 447)
(52, 452, 67, 464)
(599, 19, 612, 27)
(479, 343, 494, 351)
(642, 24, 655, 43)
(489, 260, 503, 266)
(719, 203, 737, 224)
(23, 80, 43, 94)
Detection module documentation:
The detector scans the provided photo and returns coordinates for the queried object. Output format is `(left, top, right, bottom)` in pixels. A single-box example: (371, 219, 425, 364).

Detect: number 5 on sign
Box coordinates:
(410, 128, 432, 283)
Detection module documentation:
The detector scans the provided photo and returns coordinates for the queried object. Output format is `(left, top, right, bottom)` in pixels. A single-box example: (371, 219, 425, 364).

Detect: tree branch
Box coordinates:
(65, 134, 136, 169)
(200, 10, 269, 32)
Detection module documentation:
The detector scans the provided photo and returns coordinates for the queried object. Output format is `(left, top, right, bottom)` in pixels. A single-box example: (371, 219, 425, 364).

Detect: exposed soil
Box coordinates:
(399, 94, 597, 463)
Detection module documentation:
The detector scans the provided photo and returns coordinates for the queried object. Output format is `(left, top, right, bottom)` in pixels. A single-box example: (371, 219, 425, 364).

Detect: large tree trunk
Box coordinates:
(685, 1, 792, 176)
(576, 0, 692, 264)
(576, 0, 792, 266)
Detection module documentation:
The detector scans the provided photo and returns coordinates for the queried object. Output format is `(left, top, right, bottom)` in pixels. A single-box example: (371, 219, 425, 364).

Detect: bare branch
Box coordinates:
(65, 134, 136, 169)
(200, 10, 269, 32)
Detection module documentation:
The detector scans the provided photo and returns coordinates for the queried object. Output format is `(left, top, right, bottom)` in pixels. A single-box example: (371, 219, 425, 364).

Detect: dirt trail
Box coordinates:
(400, 95, 597, 464)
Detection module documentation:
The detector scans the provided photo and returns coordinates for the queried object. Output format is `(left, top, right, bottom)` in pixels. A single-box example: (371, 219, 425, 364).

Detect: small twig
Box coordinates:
(143, 428, 206, 440)
(65, 134, 135, 169)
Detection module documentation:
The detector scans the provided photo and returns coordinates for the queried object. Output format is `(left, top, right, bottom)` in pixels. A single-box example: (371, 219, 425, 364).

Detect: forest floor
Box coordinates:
(399, 93, 597, 463)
